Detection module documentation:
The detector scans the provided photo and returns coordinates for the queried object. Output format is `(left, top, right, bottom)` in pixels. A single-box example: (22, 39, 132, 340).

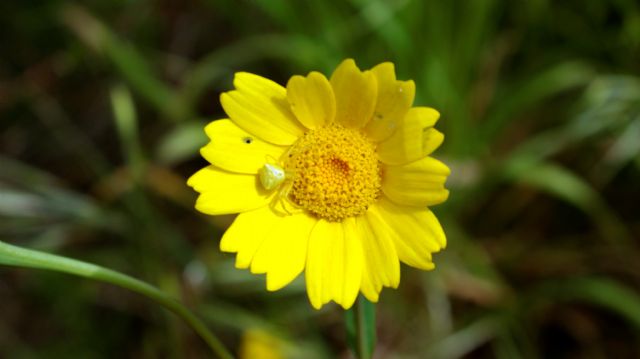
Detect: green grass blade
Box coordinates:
(535, 277, 640, 329)
(155, 120, 209, 165)
(178, 34, 326, 110)
(501, 159, 630, 243)
(480, 61, 595, 147)
(60, 5, 185, 121)
(0, 240, 234, 359)
(111, 84, 146, 180)
(349, 0, 412, 63)
(427, 316, 498, 359)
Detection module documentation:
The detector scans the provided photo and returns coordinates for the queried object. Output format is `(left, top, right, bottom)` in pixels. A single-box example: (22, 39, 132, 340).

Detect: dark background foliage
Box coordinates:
(1, 0, 639, 358)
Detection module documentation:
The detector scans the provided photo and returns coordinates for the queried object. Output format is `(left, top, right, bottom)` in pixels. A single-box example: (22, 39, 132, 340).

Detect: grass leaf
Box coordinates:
(0, 240, 234, 359)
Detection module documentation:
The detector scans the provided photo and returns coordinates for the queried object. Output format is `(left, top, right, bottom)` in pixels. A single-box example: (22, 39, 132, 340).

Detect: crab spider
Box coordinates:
(258, 156, 300, 215)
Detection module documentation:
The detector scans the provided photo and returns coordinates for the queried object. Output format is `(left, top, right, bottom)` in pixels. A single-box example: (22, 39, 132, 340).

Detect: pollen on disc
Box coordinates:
(284, 124, 381, 222)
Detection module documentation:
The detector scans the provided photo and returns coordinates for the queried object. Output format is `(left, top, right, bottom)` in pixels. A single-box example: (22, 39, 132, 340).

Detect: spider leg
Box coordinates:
(276, 180, 303, 215)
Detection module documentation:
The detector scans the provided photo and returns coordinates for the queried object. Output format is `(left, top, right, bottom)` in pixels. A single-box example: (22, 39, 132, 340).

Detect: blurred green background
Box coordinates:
(1, 0, 640, 358)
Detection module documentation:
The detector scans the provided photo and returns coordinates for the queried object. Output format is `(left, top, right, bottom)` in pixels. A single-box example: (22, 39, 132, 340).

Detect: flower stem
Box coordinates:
(353, 296, 376, 359)
(0, 240, 234, 359)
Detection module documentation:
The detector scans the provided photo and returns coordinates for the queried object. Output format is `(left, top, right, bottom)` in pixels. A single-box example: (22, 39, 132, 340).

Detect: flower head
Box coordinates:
(188, 59, 450, 309)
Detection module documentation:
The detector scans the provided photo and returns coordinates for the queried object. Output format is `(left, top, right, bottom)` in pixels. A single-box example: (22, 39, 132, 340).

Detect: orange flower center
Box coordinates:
(284, 124, 381, 221)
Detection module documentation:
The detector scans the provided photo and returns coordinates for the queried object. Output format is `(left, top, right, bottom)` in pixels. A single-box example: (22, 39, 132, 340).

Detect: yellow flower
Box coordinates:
(188, 59, 450, 309)
(239, 329, 285, 359)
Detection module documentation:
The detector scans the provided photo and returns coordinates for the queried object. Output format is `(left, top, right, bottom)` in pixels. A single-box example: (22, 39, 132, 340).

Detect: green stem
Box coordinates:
(0, 240, 234, 359)
(354, 296, 375, 359)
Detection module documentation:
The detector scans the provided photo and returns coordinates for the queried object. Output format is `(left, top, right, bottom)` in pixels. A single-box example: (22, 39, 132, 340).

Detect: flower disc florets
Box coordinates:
(284, 124, 381, 222)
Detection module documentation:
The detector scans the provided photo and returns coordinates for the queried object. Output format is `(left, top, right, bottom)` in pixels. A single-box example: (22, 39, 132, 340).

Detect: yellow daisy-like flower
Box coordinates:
(188, 59, 450, 309)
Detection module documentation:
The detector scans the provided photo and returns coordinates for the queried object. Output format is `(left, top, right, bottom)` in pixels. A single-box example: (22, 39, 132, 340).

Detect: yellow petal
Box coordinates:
(382, 157, 450, 207)
(330, 59, 377, 128)
(356, 211, 401, 302)
(187, 166, 271, 215)
(201, 119, 287, 174)
(377, 107, 442, 165)
(364, 62, 415, 141)
(220, 72, 306, 145)
(305, 219, 364, 309)
(248, 212, 317, 291)
(286, 72, 335, 129)
(373, 198, 446, 269)
(422, 128, 445, 157)
(220, 206, 276, 268)
(340, 217, 365, 308)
